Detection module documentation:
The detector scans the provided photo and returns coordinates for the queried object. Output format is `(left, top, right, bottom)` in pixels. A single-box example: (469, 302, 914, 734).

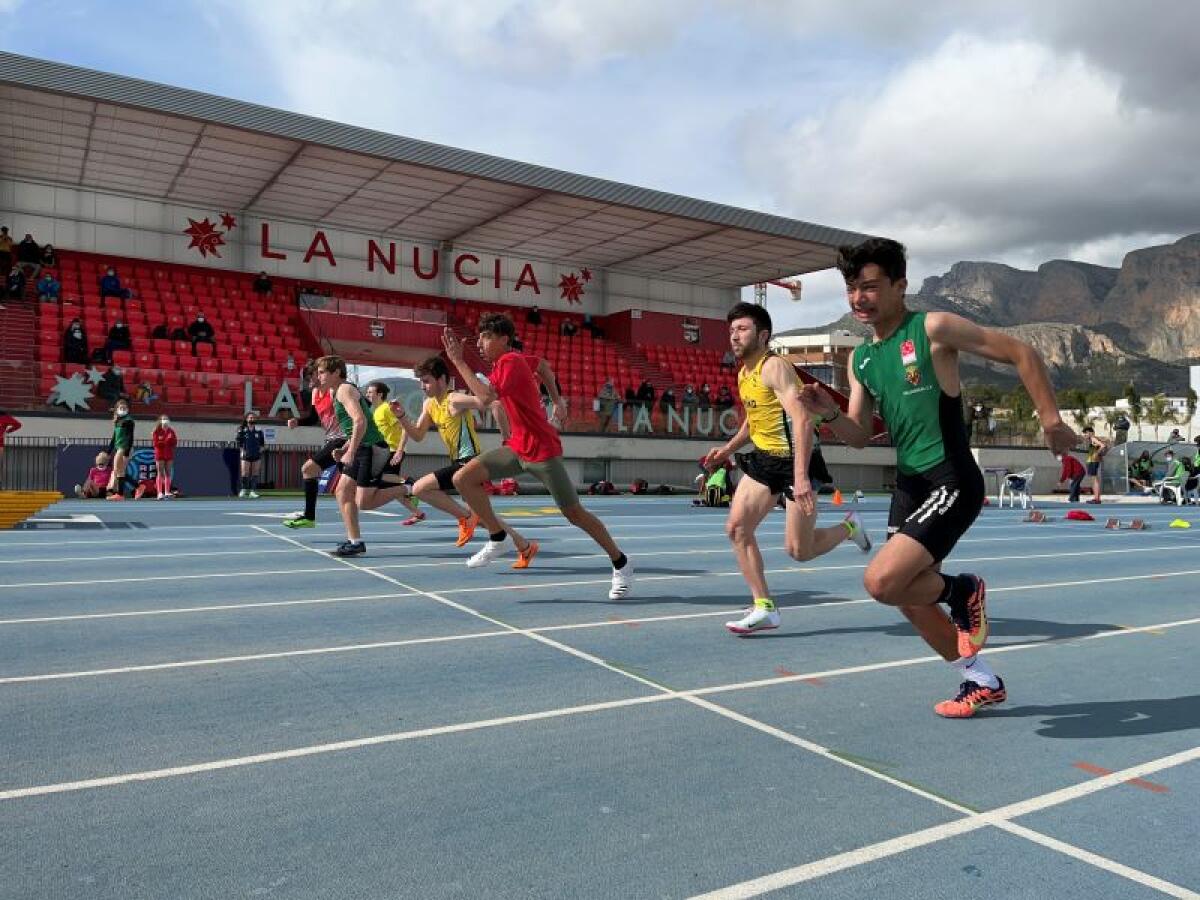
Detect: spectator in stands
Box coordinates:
(151, 321, 170, 339)
(0, 227, 12, 274)
(636, 378, 655, 410)
(36, 271, 60, 303)
(40, 244, 57, 269)
(526, 305, 543, 326)
(680, 383, 700, 411)
(1056, 451, 1086, 502)
(104, 318, 132, 362)
(560, 318, 578, 338)
(253, 271, 273, 296)
(74, 451, 112, 499)
(582, 314, 603, 338)
(659, 386, 676, 415)
(187, 313, 216, 356)
(720, 348, 736, 371)
(100, 266, 132, 303)
(716, 384, 734, 409)
(16, 233, 41, 275)
(1129, 450, 1154, 492)
(624, 384, 637, 406)
(698, 382, 713, 409)
(151, 414, 177, 500)
(63, 318, 89, 365)
(98, 366, 127, 404)
(236, 411, 266, 498)
(595, 378, 619, 431)
(285, 352, 296, 376)
(6, 264, 25, 300)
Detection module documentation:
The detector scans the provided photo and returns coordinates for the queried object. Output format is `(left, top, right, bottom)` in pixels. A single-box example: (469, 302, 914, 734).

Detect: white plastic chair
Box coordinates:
(1154, 476, 1186, 506)
(999, 468, 1035, 509)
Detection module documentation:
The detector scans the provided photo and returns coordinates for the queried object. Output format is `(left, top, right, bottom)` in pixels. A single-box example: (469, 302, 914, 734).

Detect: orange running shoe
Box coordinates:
(934, 678, 1006, 718)
(455, 513, 480, 548)
(950, 575, 988, 659)
(512, 540, 539, 569)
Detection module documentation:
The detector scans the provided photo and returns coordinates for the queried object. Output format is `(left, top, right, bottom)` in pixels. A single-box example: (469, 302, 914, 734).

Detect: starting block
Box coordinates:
(1022, 510, 1050, 523)
(1105, 518, 1149, 531)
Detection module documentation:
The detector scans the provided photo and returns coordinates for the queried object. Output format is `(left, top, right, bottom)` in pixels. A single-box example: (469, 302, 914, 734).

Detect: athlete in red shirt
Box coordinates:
(443, 315, 632, 598)
(151, 414, 177, 499)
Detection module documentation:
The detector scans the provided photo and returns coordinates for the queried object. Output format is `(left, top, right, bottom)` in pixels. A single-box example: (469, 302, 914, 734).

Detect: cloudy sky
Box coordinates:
(4, 1, 1198, 331)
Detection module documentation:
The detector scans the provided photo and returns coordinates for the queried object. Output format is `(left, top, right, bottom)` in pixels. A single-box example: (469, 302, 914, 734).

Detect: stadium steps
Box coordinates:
(0, 490, 62, 529)
(0, 302, 38, 410)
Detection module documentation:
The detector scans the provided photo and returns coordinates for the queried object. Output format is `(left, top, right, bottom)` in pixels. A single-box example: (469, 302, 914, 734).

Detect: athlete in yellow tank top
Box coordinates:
(427, 390, 480, 462)
(706, 303, 871, 636)
(363, 381, 422, 522)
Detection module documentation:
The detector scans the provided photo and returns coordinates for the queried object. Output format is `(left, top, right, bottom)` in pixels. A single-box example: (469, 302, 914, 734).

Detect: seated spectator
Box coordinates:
(63, 318, 89, 365)
(104, 319, 132, 361)
(285, 352, 296, 376)
(40, 243, 57, 268)
(0, 226, 11, 274)
(36, 271, 60, 303)
(624, 385, 637, 406)
(6, 265, 25, 299)
(720, 349, 737, 371)
(698, 382, 712, 409)
(99, 266, 132, 303)
(659, 386, 676, 414)
(680, 384, 700, 409)
(526, 305, 543, 326)
(560, 318, 578, 337)
(97, 366, 127, 404)
(187, 313, 216, 356)
(1157, 449, 1189, 502)
(74, 451, 113, 499)
(716, 384, 734, 409)
(151, 322, 170, 339)
(16, 233, 41, 274)
(581, 314, 603, 338)
(1128, 450, 1154, 492)
(595, 378, 618, 430)
(252, 271, 273, 295)
(636, 378, 655, 409)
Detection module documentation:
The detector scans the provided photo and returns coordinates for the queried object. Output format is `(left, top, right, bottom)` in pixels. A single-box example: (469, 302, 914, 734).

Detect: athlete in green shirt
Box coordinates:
(801, 238, 1077, 718)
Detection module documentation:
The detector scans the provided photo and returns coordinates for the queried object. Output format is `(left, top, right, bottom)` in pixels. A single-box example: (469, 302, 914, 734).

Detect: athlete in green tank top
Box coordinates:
(800, 238, 1077, 718)
(334, 393, 384, 446)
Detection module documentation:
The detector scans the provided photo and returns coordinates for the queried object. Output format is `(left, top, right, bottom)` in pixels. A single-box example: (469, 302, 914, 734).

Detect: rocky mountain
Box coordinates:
(786, 232, 1200, 391)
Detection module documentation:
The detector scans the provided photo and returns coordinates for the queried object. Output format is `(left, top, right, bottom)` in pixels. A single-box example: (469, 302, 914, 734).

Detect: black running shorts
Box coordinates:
(312, 437, 347, 470)
(434, 459, 473, 491)
(338, 442, 391, 487)
(736, 449, 794, 498)
(887, 458, 985, 563)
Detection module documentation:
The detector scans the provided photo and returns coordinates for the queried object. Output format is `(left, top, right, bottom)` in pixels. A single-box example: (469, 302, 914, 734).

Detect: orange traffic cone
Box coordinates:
(832, 489, 843, 506)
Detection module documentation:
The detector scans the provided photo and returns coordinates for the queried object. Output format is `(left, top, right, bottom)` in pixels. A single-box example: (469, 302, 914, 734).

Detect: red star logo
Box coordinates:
(183, 217, 226, 258)
(580, 267, 592, 282)
(220, 212, 237, 230)
(558, 273, 584, 304)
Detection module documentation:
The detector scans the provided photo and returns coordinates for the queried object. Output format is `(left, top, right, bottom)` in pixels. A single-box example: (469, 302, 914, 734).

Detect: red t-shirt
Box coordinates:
(0, 412, 20, 447)
(490, 351, 562, 462)
(152, 426, 177, 461)
(1060, 454, 1085, 481)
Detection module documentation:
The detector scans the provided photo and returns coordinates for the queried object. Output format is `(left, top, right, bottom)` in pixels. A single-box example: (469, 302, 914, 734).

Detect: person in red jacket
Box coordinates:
(1057, 451, 1086, 503)
(152, 414, 178, 499)
(0, 409, 20, 483)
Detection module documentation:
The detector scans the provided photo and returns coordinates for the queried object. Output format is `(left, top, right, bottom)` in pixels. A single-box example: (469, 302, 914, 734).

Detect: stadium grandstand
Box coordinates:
(0, 51, 882, 494)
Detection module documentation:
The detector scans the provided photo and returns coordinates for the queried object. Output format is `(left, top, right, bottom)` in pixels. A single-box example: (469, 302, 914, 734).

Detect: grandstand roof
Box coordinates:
(0, 52, 871, 288)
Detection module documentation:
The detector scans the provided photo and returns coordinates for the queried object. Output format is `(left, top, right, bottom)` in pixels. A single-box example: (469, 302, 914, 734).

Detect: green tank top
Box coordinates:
(334, 390, 384, 445)
(852, 311, 950, 475)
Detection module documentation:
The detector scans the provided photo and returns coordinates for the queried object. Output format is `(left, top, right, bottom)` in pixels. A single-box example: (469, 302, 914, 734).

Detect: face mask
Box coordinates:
(160, 419, 170, 427)
(116, 408, 128, 417)
(72, 329, 81, 337)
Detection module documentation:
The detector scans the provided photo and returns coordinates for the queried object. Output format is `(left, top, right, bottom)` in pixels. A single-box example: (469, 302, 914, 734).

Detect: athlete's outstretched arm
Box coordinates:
(925, 312, 1077, 453)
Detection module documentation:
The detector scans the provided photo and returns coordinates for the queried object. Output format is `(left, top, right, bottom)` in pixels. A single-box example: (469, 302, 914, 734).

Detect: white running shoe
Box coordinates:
(73, 483, 83, 497)
(843, 511, 872, 553)
(725, 605, 781, 635)
(467, 537, 509, 568)
(238, 490, 249, 498)
(608, 559, 633, 599)
(247, 491, 260, 499)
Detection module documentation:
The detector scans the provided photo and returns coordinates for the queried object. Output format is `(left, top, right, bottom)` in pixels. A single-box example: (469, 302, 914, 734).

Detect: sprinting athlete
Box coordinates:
(705, 302, 870, 635)
(443, 315, 632, 597)
(363, 380, 424, 525)
(283, 359, 345, 528)
(314, 354, 404, 557)
(800, 238, 1077, 717)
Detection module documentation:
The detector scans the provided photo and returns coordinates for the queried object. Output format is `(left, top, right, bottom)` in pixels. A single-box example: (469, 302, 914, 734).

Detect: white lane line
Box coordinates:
(0, 629, 515, 684)
(0, 533, 280, 549)
(0, 566, 344, 589)
(689, 746, 1200, 899)
(0, 592, 417, 626)
(0, 693, 673, 802)
(0, 548, 304, 565)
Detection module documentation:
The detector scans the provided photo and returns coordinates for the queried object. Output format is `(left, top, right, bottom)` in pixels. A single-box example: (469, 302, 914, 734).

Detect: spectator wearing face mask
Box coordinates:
(37, 271, 60, 303)
(98, 366, 127, 404)
(6, 264, 25, 300)
(75, 451, 112, 498)
(236, 411, 266, 498)
(152, 414, 177, 499)
(99, 266, 132, 304)
(106, 400, 135, 499)
(104, 318, 133, 362)
(63, 318, 89, 365)
(187, 312, 216, 357)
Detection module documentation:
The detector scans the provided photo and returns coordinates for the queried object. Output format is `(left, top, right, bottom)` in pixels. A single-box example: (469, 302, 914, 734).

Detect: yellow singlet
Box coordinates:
(373, 403, 405, 452)
(428, 392, 480, 462)
(738, 352, 798, 456)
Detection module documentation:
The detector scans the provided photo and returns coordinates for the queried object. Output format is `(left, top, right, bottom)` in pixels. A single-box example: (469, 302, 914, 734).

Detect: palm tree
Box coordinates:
(1101, 407, 1125, 438)
(1123, 382, 1143, 440)
(1004, 388, 1037, 442)
(1144, 393, 1176, 439)
(1063, 388, 1093, 431)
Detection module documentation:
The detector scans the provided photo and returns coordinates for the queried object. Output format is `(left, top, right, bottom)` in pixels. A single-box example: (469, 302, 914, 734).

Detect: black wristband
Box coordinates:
(825, 409, 841, 423)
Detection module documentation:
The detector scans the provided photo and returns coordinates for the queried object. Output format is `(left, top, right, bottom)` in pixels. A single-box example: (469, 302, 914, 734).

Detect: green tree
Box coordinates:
(1003, 388, 1037, 441)
(1144, 393, 1176, 438)
(1062, 388, 1092, 430)
(1087, 388, 1116, 408)
(1101, 407, 1126, 438)
(1123, 382, 1143, 439)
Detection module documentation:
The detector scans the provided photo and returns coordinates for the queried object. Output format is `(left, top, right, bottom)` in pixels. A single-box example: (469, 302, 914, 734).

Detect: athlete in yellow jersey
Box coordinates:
(363, 381, 424, 524)
(394, 355, 528, 553)
(705, 302, 872, 634)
